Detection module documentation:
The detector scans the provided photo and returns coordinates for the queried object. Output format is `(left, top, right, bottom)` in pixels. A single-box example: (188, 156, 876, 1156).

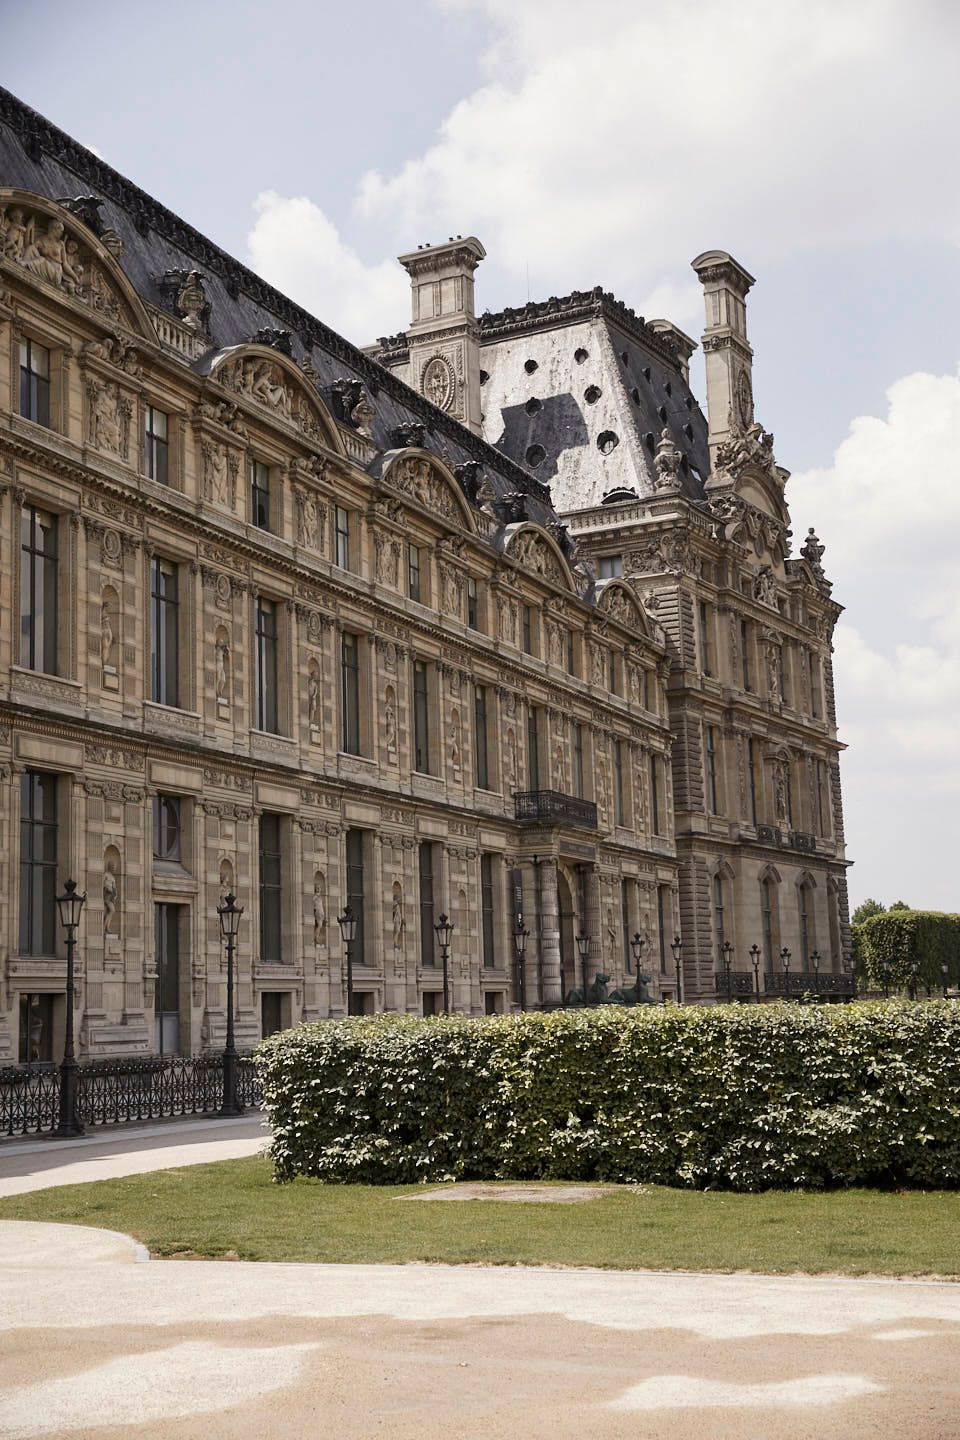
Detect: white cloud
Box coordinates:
(790, 367, 960, 909)
(245, 191, 408, 345)
(354, 0, 959, 311)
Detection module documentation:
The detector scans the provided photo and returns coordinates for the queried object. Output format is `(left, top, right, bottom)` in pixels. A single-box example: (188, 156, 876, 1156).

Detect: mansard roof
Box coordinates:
(0, 85, 555, 524)
(475, 287, 711, 514)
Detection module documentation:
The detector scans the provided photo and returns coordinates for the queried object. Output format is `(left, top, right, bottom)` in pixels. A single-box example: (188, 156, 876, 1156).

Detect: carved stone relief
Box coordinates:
(202, 442, 238, 510)
(103, 846, 120, 938)
(86, 379, 132, 459)
(307, 658, 321, 731)
(449, 708, 462, 771)
(384, 684, 397, 753)
(1, 204, 122, 319)
(510, 531, 565, 587)
(214, 626, 231, 715)
(295, 489, 325, 552)
(313, 871, 327, 948)
(387, 456, 460, 522)
(392, 882, 405, 950)
(100, 586, 119, 689)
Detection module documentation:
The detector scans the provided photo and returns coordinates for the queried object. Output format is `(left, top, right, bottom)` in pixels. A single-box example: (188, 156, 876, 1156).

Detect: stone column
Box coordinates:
(538, 858, 562, 1007)
(584, 863, 603, 991)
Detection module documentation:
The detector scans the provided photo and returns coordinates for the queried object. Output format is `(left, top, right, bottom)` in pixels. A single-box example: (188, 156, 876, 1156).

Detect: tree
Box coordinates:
(852, 898, 885, 926)
(889, 900, 910, 910)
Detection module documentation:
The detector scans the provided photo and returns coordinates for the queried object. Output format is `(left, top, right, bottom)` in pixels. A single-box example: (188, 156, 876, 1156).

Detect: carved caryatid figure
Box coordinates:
(219, 859, 234, 907)
(384, 685, 397, 752)
(449, 708, 462, 770)
(298, 494, 320, 549)
(313, 871, 327, 947)
(392, 883, 405, 949)
(89, 381, 121, 453)
(307, 662, 321, 727)
(766, 644, 782, 702)
(100, 594, 117, 671)
(504, 727, 518, 792)
(774, 762, 790, 823)
(103, 854, 119, 936)
(215, 632, 231, 703)
(21, 218, 83, 293)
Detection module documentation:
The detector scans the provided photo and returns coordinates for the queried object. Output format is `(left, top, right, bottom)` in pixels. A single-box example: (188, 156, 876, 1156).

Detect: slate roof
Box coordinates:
(477, 290, 711, 514)
(0, 86, 556, 526)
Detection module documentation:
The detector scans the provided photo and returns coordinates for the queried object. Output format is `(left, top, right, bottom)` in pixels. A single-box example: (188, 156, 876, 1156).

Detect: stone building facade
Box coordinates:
(0, 90, 680, 1062)
(376, 257, 852, 1003)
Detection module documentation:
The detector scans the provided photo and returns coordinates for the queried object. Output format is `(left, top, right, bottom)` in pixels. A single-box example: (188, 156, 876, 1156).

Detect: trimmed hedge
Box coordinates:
(854, 910, 960, 992)
(256, 1002, 960, 1192)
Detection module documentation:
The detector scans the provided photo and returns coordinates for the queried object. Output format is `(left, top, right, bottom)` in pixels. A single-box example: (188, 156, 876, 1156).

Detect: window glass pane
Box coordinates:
(259, 814, 282, 962)
(346, 828, 365, 965)
(20, 506, 58, 673)
(256, 599, 278, 732)
(19, 771, 58, 956)
(419, 842, 435, 969)
(481, 854, 496, 968)
(341, 634, 360, 754)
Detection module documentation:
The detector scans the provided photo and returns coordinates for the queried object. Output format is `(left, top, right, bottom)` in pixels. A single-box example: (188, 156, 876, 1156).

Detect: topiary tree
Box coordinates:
(855, 910, 960, 993)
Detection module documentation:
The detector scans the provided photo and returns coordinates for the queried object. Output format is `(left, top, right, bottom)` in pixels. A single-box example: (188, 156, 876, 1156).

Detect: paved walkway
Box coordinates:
(0, 1113, 268, 1196)
(1, 1128, 959, 1437)
(1, 1219, 959, 1439)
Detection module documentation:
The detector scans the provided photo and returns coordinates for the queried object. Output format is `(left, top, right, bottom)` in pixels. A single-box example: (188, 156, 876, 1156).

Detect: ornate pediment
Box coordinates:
(381, 450, 476, 532)
(506, 525, 574, 591)
(596, 580, 650, 636)
(0, 188, 153, 337)
(710, 492, 789, 562)
(209, 345, 341, 450)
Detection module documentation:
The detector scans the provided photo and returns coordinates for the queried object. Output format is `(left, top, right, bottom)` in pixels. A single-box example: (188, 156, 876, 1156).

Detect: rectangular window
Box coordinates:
(18, 338, 50, 427)
(255, 598, 278, 732)
(418, 841, 435, 969)
(810, 652, 821, 718)
(613, 737, 626, 826)
(572, 722, 585, 799)
(334, 506, 350, 569)
(608, 650, 619, 695)
(467, 577, 479, 630)
(251, 459, 271, 530)
(480, 853, 496, 969)
(527, 705, 540, 791)
(650, 753, 662, 836)
(699, 601, 713, 676)
(474, 684, 490, 789)
(817, 759, 830, 836)
(345, 828, 366, 972)
(150, 557, 179, 707)
(144, 406, 169, 484)
(566, 630, 577, 676)
(598, 554, 623, 579)
(521, 604, 533, 655)
(259, 814, 282, 964)
(20, 506, 58, 674)
(705, 724, 719, 815)
(19, 993, 55, 1064)
(657, 885, 669, 975)
(19, 772, 58, 957)
(748, 737, 758, 825)
(152, 795, 182, 862)
(740, 619, 751, 690)
(621, 879, 632, 973)
(340, 633, 360, 755)
(799, 887, 811, 967)
(413, 660, 431, 773)
(643, 667, 651, 712)
(407, 544, 421, 602)
(154, 903, 182, 1054)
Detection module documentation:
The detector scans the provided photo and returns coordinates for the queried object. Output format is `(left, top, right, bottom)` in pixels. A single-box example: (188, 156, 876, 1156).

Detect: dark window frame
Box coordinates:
(255, 597, 278, 733)
(340, 632, 361, 754)
(20, 504, 58, 674)
(250, 458, 271, 531)
(19, 337, 50, 427)
(144, 404, 169, 485)
(258, 813, 283, 964)
(19, 771, 58, 957)
(150, 557, 180, 708)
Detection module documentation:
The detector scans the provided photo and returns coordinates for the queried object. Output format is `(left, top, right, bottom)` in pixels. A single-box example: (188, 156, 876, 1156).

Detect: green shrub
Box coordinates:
(854, 910, 960, 992)
(256, 1002, 960, 1192)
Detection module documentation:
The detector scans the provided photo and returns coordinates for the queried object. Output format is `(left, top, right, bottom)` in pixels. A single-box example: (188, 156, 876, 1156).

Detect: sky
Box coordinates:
(5, 0, 959, 911)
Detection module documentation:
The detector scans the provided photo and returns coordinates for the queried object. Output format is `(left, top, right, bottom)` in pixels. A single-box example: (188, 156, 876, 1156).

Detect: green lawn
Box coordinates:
(1, 1156, 958, 1276)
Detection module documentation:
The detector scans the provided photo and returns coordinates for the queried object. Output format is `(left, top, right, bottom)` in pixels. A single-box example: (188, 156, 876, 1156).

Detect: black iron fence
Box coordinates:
(713, 970, 858, 1001)
(1, 1053, 261, 1139)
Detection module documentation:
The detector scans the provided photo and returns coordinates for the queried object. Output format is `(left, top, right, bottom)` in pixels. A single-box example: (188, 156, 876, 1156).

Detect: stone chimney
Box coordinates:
(690, 250, 756, 464)
(398, 236, 486, 435)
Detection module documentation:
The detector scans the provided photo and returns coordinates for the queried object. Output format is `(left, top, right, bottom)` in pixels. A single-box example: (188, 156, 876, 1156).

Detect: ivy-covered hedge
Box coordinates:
(854, 910, 960, 992)
(256, 1002, 960, 1192)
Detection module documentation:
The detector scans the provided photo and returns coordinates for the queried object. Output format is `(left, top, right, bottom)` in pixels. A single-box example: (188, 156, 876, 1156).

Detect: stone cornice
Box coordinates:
(478, 285, 685, 371)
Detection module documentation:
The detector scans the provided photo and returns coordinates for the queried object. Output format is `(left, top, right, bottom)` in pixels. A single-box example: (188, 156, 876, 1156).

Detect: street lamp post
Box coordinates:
(908, 958, 919, 1002)
(811, 949, 821, 1003)
(880, 957, 890, 999)
(670, 935, 684, 1003)
(514, 919, 529, 1012)
(337, 906, 357, 1015)
(433, 913, 453, 1013)
(721, 940, 734, 1003)
(53, 879, 86, 1139)
(575, 932, 590, 1003)
(780, 946, 792, 1001)
(216, 890, 245, 1117)
(630, 933, 646, 1003)
(750, 944, 762, 1003)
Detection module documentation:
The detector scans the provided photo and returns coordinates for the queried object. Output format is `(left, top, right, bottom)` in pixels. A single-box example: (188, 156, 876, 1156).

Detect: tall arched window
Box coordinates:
(798, 881, 814, 967)
(713, 872, 726, 957)
(761, 877, 776, 972)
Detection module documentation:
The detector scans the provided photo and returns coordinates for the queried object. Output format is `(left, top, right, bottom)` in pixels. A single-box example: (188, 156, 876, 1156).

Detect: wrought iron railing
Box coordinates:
(764, 971, 856, 997)
(713, 971, 758, 998)
(1, 1053, 261, 1139)
(514, 789, 598, 829)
